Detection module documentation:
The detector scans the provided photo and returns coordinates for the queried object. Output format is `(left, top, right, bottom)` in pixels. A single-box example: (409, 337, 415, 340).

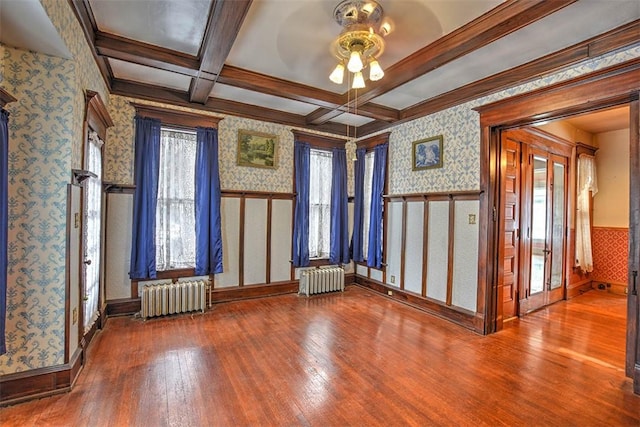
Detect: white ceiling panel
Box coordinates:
(210, 84, 319, 116)
(226, 0, 499, 94)
(89, 0, 212, 55)
(330, 112, 375, 128)
(372, 0, 640, 110)
(109, 58, 192, 91)
(0, 0, 71, 58)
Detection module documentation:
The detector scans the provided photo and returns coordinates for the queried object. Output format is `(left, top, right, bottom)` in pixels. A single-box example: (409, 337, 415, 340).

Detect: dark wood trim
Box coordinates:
(566, 280, 593, 299)
(0, 87, 17, 107)
(189, 0, 253, 103)
(356, 132, 391, 150)
(422, 199, 429, 297)
(291, 130, 347, 149)
(576, 142, 598, 157)
(446, 199, 455, 306)
(476, 58, 640, 127)
(353, 277, 477, 332)
(64, 185, 73, 363)
(132, 103, 221, 128)
(106, 298, 142, 316)
(385, 190, 483, 202)
(104, 183, 136, 193)
(239, 196, 246, 287)
(627, 95, 639, 388)
(221, 190, 294, 200)
(209, 281, 297, 303)
(85, 90, 113, 139)
(316, 0, 577, 126)
(477, 60, 639, 336)
(95, 31, 200, 77)
(0, 347, 83, 406)
(266, 197, 272, 284)
(112, 79, 349, 136)
(400, 199, 407, 291)
(67, 0, 112, 90)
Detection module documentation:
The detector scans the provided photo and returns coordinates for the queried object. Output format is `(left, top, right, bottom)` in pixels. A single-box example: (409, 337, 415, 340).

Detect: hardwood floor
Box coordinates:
(1, 286, 638, 426)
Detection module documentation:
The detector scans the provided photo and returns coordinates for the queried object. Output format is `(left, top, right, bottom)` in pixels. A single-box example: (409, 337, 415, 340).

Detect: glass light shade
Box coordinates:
(369, 60, 384, 81)
(329, 63, 345, 84)
(352, 71, 366, 89)
(347, 50, 364, 73)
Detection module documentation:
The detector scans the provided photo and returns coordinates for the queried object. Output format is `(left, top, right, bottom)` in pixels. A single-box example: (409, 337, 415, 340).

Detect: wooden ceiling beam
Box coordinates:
(111, 79, 350, 136)
(357, 20, 640, 137)
(95, 32, 200, 77)
(189, 0, 253, 104)
(311, 0, 577, 125)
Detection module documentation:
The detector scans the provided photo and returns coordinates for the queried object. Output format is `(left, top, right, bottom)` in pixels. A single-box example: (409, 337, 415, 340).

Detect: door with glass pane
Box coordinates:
(82, 132, 103, 335)
(521, 148, 568, 313)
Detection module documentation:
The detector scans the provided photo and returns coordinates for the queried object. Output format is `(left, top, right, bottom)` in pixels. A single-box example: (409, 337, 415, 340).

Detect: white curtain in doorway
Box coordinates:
(83, 132, 103, 333)
(576, 154, 598, 273)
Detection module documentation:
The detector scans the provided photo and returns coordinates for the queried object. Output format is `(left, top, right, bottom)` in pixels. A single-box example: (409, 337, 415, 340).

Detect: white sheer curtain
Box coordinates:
(83, 132, 102, 333)
(362, 151, 375, 259)
(155, 129, 197, 270)
(309, 149, 333, 258)
(576, 154, 598, 273)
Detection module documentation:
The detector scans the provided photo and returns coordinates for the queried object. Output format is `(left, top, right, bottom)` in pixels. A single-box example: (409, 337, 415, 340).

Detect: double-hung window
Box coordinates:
(309, 149, 333, 259)
(155, 128, 197, 270)
(362, 150, 375, 259)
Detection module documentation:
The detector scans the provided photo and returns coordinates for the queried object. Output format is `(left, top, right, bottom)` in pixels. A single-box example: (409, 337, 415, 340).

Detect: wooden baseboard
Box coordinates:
(0, 347, 83, 406)
(106, 298, 141, 316)
(353, 276, 479, 333)
(567, 280, 592, 299)
(210, 281, 298, 303)
(592, 281, 628, 296)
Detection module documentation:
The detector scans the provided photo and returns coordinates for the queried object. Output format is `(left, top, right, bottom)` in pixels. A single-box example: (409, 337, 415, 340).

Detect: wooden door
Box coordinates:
(499, 133, 521, 320)
(627, 97, 639, 394)
(520, 148, 568, 313)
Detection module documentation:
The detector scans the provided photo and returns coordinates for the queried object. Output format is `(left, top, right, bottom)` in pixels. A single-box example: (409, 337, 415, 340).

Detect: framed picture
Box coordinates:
(412, 135, 443, 171)
(237, 129, 278, 169)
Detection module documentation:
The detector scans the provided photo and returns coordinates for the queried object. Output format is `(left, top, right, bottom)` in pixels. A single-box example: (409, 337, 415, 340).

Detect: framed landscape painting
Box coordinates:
(237, 129, 278, 169)
(412, 135, 443, 171)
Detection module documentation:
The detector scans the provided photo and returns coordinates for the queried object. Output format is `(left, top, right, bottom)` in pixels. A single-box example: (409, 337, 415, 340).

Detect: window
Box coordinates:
(362, 151, 375, 259)
(309, 149, 333, 259)
(155, 128, 197, 270)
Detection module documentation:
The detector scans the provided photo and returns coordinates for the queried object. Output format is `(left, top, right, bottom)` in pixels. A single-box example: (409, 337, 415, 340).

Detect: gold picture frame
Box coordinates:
(237, 129, 279, 169)
(412, 135, 443, 171)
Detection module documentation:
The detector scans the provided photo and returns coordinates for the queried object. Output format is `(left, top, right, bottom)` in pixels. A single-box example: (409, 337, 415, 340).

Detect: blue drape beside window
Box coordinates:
(0, 109, 9, 354)
(350, 147, 366, 262)
(330, 147, 349, 264)
(292, 141, 310, 267)
(194, 127, 223, 275)
(367, 143, 388, 268)
(129, 116, 161, 279)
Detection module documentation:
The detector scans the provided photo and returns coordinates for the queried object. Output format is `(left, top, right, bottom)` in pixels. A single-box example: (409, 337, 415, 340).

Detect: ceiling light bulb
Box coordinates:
(329, 63, 345, 84)
(369, 60, 384, 81)
(352, 71, 366, 89)
(347, 50, 364, 73)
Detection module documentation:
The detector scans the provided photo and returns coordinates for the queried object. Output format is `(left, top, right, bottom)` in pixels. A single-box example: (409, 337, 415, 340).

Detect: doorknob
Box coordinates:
(632, 271, 637, 296)
(84, 259, 92, 265)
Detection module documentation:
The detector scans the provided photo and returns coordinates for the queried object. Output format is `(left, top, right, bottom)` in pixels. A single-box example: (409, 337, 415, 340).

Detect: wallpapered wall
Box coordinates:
(0, 0, 109, 374)
(105, 96, 357, 196)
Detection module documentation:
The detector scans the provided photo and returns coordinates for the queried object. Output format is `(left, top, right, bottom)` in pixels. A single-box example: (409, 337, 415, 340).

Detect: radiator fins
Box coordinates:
(140, 281, 207, 319)
(299, 267, 345, 296)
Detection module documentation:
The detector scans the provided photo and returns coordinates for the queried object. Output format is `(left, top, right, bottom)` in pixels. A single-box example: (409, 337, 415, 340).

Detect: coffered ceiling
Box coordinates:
(2, 0, 639, 137)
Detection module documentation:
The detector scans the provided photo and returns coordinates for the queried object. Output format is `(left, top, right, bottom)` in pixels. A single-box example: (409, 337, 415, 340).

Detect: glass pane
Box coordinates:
(550, 163, 565, 290)
(362, 152, 375, 258)
(309, 149, 333, 258)
(530, 156, 547, 295)
(83, 134, 102, 332)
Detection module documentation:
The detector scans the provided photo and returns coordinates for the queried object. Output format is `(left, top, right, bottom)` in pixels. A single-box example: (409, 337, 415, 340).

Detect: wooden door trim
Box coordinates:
(627, 96, 639, 392)
(477, 59, 639, 336)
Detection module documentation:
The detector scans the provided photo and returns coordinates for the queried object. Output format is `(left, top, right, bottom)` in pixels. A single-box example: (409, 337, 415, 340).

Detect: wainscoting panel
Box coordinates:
(452, 200, 480, 312)
(105, 192, 133, 300)
(386, 201, 403, 288)
(356, 264, 368, 276)
(404, 201, 425, 295)
(271, 199, 293, 283)
(244, 198, 268, 285)
(370, 268, 383, 283)
(217, 197, 241, 288)
(426, 201, 449, 303)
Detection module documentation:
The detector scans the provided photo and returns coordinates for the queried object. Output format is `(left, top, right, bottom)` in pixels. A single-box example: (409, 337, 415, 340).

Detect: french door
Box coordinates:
(82, 131, 103, 334)
(520, 147, 568, 313)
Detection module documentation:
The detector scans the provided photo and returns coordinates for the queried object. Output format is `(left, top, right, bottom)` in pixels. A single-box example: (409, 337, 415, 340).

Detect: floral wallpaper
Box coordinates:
(387, 45, 640, 195)
(105, 96, 354, 195)
(0, 0, 109, 374)
(0, 46, 74, 373)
